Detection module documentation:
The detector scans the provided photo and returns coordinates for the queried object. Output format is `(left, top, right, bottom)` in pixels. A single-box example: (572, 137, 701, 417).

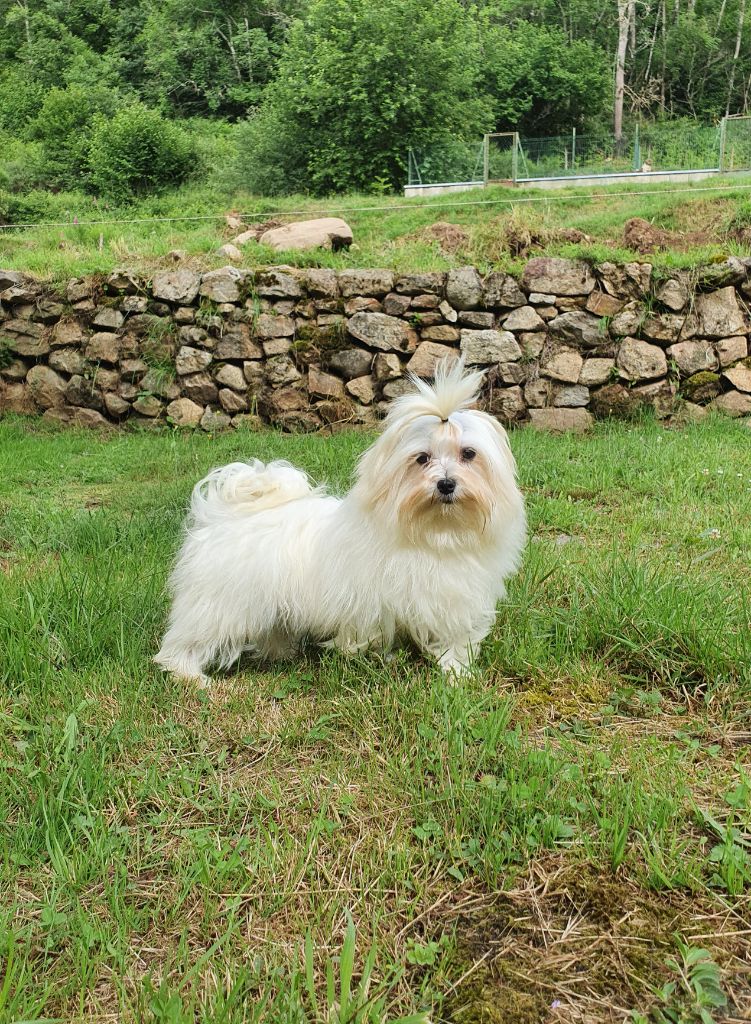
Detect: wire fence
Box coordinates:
(408, 116, 751, 188)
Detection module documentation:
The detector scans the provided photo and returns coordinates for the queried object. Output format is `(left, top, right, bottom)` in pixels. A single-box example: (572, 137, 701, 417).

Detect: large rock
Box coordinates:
(132, 395, 163, 418)
(0, 381, 35, 414)
(347, 312, 417, 353)
(346, 375, 376, 404)
(373, 353, 402, 382)
(0, 269, 24, 290)
(103, 392, 130, 419)
(51, 320, 86, 347)
(609, 302, 643, 338)
(199, 267, 243, 303)
(43, 405, 110, 429)
(666, 341, 718, 377)
(482, 272, 526, 309)
(547, 311, 606, 348)
(219, 388, 249, 413)
(521, 257, 595, 296)
(528, 408, 593, 433)
(338, 269, 394, 298)
(265, 355, 302, 388)
(585, 291, 625, 317)
(406, 342, 458, 377)
(0, 358, 29, 381)
(259, 218, 353, 252)
(25, 365, 67, 410)
(460, 329, 521, 365)
(541, 350, 583, 383)
(446, 267, 483, 310)
(152, 269, 201, 304)
(616, 337, 668, 382)
(693, 287, 746, 338)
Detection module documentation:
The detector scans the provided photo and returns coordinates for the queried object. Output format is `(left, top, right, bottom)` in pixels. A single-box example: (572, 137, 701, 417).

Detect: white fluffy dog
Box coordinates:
(155, 360, 526, 684)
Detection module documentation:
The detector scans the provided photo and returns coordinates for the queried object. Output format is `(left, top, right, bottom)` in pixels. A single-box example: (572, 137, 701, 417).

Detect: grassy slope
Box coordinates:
(2, 176, 751, 281)
(1, 414, 750, 1022)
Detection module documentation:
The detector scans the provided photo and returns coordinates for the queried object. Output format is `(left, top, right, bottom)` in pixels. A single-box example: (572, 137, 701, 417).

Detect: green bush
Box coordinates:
(29, 86, 121, 189)
(88, 104, 195, 201)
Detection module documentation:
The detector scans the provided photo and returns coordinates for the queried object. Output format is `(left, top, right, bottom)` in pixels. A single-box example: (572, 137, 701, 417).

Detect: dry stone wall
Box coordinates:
(2, 257, 751, 433)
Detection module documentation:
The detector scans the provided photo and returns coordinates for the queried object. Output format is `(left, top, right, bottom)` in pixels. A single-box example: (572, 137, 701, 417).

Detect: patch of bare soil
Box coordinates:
(438, 858, 751, 1023)
(421, 221, 471, 254)
(623, 216, 718, 254)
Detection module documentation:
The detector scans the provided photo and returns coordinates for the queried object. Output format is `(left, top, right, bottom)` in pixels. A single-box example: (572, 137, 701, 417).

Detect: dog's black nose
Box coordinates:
(436, 478, 456, 495)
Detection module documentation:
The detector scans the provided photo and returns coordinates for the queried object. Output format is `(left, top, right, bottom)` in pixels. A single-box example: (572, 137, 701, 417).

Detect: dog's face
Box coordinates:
(355, 407, 519, 547)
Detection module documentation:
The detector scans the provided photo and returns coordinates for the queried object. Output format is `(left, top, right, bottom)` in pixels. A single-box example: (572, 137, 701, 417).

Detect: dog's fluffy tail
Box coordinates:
(189, 460, 315, 524)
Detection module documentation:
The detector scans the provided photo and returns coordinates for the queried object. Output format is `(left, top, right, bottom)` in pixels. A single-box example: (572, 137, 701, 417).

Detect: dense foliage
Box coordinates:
(1, 0, 750, 200)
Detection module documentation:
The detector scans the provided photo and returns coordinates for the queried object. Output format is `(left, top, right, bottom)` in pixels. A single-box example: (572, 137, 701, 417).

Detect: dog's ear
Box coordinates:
(352, 422, 405, 511)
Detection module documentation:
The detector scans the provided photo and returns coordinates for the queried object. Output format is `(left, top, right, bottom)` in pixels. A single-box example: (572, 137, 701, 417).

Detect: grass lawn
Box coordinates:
(3, 176, 751, 281)
(1, 414, 750, 1023)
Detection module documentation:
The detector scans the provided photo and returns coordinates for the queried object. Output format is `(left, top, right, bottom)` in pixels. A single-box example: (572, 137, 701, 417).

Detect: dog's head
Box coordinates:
(353, 359, 521, 548)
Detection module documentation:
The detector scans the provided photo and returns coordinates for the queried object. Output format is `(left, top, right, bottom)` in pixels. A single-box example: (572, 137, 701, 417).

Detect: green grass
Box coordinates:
(3, 176, 751, 281)
(1, 414, 751, 1022)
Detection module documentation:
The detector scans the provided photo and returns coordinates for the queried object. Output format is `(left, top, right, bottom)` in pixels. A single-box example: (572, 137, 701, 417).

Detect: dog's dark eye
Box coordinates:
(462, 448, 477, 461)
(415, 453, 430, 465)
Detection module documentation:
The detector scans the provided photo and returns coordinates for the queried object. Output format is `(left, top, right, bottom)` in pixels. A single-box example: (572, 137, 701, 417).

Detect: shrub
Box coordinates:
(88, 104, 195, 201)
(29, 86, 121, 189)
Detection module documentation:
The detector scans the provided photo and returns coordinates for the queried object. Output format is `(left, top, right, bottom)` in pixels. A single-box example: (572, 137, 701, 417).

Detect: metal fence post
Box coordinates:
(572, 127, 576, 171)
(512, 133, 519, 183)
(483, 134, 489, 187)
(719, 116, 727, 172)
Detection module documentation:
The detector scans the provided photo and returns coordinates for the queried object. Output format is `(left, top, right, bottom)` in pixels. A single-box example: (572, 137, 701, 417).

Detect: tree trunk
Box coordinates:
(726, 0, 747, 116)
(614, 0, 632, 142)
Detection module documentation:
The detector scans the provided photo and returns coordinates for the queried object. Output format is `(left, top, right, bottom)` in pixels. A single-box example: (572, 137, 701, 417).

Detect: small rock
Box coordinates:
(93, 308, 124, 330)
(181, 372, 219, 405)
(395, 272, 446, 295)
(152, 270, 201, 304)
(542, 350, 583, 384)
(655, 278, 689, 312)
(373, 353, 402, 382)
(553, 384, 589, 407)
(580, 358, 615, 387)
(585, 291, 625, 317)
(694, 286, 746, 338)
(460, 329, 521, 365)
(484, 385, 526, 423)
(166, 397, 203, 427)
(446, 267, 483, 310)
(262, 337, 291, 357)
(529, 408, 593, 433)
(219, 388, 249, 413)
(521, 257, 595, 296)
(326, 348, 373, 380)
(383, 293, 412, 317)
(420, 325, 460, 343)
(483, 272, 526, 309)
(347, 312, 417, 353)
(548, 310, 606, 348)
(304, 268, 339, 298)
(66, 375, 104, 410)
(254, 267, 303, 299)
(200, 407, 232, 431)
(132, 395, 163, 418)
(214, 364, 247, 391)
(253, 313, 295, 338)
(666, 341, 718, 377)
(407, 342, 459, 377)
(345, 297, 381, 315)
(346, 375, 376, 404)
(502, 305, 544, 332)
(723, 364, 751, 392)
(308, 366, 346, 400)
(338, 269, 394, 298)
(103, 393, 131, 419)
(709, 390, 751, 417)
(265, 355, 302, 388)
(176, 346, 212, 375)
(218, 243, 243, 262)
(716, 336, 748, 366)
(25, 365, 67, 410)
(85, 333, 120, 364)
(199, 267, 243, 303)
(48, 347, 85, 376)
(681, 371, 722, 403)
